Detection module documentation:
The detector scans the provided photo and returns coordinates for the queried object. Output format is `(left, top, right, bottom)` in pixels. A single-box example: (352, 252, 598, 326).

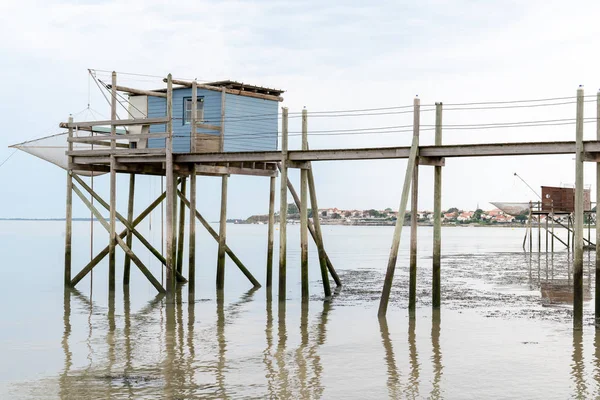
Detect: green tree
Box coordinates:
(447, 207, 459, 214)
(332, 213, 341, 219)
(288, 203, 299, 214)
(367, 209, 381, 218)
(473, 208, 483, 221)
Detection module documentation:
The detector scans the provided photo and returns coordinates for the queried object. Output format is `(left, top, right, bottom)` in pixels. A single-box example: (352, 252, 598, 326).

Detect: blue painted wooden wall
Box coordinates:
(147, 87, 278, 153)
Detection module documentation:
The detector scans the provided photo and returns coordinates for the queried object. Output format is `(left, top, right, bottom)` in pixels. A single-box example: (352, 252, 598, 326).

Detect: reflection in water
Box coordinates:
(572, 329, 587, 399)
(56, 285, 334, 399)
(378, 316, 401, 399)
(430, 309, 443, 399)
(407, 315, 421, 399)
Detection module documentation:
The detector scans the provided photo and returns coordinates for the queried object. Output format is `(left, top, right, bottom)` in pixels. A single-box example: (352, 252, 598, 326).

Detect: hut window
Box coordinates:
(183, 97, 204, 125)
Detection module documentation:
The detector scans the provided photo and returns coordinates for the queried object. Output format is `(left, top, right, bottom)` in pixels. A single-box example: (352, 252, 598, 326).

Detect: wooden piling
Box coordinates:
(432, 102, 442, 308)
(409, 157, 419, 312)
(307, 165, 332, 298)
(574, 86, 584, 328)
(537, 202, 541, 254)
(123, 174, 135, 285)
(300, 109, 309, 301)
(279, 107, 289, 300)
(176, 178, 187, 276)
(378, 97, 420, 317)
(528, 203, 533, 253)
(189, 80, 198, 296)
(165, 73, 176, 294)
(108, 71, 117, 292)
(216, 175, 228, 290)
(266, 176, 276, 288)
(65, 115, 73, 286)
(596, 90, 600, 326)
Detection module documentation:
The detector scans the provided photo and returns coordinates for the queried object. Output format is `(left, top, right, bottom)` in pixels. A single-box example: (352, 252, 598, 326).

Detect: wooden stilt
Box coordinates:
(216, 175, 228, 290)
(432, 102, 442, 308)
(177, 191, 261, 287)
(189, 168, 197, 295)
(596, 90, 600, 326)
(266, 176, 276, 288)
(300, 109, 309, 301)
(108, 71, 117, 292)
(529, 203, 533, 253)
(65, 115, 73, 286)
(177, 177, 187, 276)
(408, 132, 420, 312)
(189, 80, 198, 297)
(378, 97, 420, 317)
(123, 173, 135, 285)
(409, 100, 421, 313)
(537, 202, 541, 254)
(165, 73, 176, 295)
(281, 166, 341, 287)
(307, 165, 332, 298)
(279, 107, 289, 300)
(574, 86, 584, 329)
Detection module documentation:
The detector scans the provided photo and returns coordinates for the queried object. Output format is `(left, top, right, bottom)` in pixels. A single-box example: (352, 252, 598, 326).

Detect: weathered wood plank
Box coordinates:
(112, 84, 167, 98)
(61, 117, 170, 128)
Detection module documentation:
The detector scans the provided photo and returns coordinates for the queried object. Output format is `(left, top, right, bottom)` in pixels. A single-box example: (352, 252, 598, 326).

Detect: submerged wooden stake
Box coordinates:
(266, 176, 276, 288)
(432, 102, 442, 308)
(123, 173, 135, 285)
(574, 86, 584, 329)
(378, 98, 420, 317)
(300, 109, 309, 301)
(279, 107, 289, 300)
(409, 156, 419, 312)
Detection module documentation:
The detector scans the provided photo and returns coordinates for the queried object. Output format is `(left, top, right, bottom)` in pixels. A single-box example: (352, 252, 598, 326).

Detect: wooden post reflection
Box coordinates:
(378, 316, 401, 398)
(407, 315, 420, 399)
(571, 329, 587, 398)
(216, 290, 227, 398)
(430, 309, 443, 399)
(59, 288, 72, 400)
(276, 300, 290, 398)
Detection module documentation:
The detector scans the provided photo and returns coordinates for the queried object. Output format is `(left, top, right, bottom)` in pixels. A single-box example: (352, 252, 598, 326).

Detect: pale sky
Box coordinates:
(2, 0, 600, 220)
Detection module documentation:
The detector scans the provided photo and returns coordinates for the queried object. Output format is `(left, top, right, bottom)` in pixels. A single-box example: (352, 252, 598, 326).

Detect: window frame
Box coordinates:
(183, 96, 204, 125)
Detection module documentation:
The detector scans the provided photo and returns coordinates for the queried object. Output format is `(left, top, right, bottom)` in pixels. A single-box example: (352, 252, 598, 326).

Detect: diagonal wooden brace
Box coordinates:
(70, 188, 166, 286)
(177, 190, 261, 288)
(278, 163, 342, 287)
(71, 182, 166, 293)
(71, 174, 187, 283)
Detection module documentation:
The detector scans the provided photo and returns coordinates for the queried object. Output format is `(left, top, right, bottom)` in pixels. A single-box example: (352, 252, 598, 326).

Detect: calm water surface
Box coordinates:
(1, 221, 599, 399)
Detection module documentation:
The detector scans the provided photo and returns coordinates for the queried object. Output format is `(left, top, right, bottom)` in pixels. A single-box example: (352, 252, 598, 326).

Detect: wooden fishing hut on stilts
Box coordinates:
(57, 72, 340, 304)
(11, 72, 600, 330)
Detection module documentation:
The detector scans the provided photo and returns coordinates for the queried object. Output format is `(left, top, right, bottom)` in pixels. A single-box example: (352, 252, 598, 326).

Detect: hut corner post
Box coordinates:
(300, 109, 309, 301)
(279, 107, 289, 300)
(574, 86, 584, 329)
(64, 115, 74, 286)
(108, 71, 117, 292)
(165, 73, 176, 296)
(596, 90, 600, 326)
(378, 97, 420, 317)
(432, 102, 443, 308)
(189, 80, 198, 297)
